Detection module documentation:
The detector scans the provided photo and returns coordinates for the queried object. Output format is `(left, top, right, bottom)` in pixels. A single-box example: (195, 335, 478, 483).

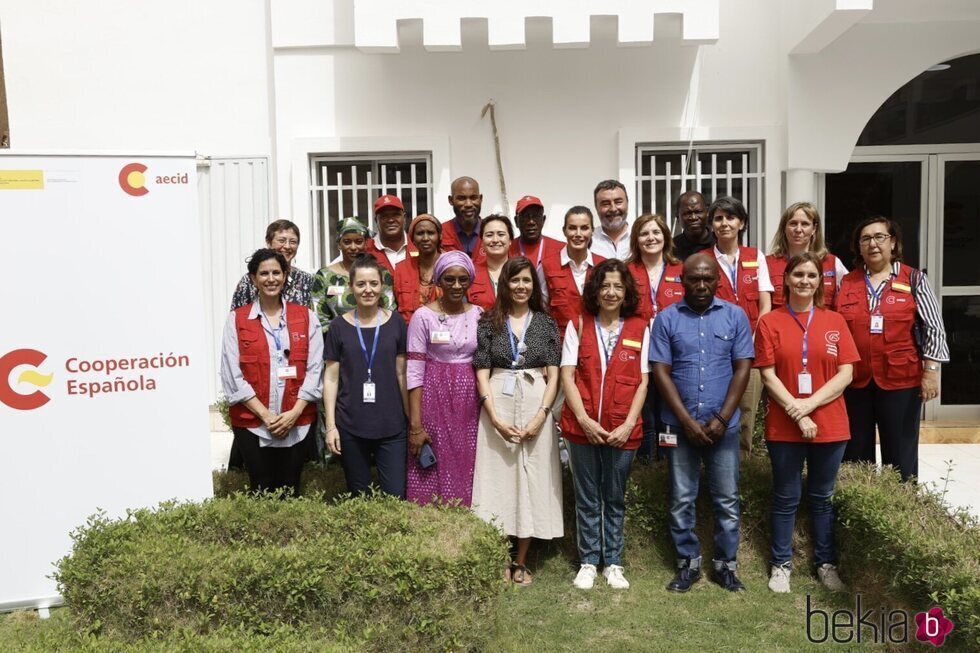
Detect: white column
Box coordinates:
(785, 169, 818, 204)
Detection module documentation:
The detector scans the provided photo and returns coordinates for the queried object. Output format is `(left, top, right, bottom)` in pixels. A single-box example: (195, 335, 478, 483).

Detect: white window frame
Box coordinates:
(634, 140, 766, 247)
(289, 136, 451, 273)
(310, 152, 433, 264)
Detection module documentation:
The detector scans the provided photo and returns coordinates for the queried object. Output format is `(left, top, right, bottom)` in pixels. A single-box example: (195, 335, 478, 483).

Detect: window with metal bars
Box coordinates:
(310, 153, 432, 264)
(635, 142, 765, 245)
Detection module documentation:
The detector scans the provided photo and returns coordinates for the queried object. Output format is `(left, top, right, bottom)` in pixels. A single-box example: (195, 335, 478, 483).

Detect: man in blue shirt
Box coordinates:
(650, 252, 753, 593)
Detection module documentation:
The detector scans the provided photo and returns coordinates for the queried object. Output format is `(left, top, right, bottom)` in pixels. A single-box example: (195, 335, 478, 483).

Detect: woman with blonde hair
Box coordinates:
(767, 202, 848, 309)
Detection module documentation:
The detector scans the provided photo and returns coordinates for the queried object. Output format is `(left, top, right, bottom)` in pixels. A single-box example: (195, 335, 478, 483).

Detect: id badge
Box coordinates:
(431, 330, 451, 344)
(798, 372, 813, 395)
(870, 314, 884, 334)
(658, 432, 678, 448)
(501, 373, 517, 397)
(362, 382, 376, 403)
(277, 365, 298, 380)
(327, 285, 345, 296)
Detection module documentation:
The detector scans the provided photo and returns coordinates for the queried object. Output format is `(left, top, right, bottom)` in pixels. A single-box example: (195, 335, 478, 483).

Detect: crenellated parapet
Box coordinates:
(352, 0, 720, 52)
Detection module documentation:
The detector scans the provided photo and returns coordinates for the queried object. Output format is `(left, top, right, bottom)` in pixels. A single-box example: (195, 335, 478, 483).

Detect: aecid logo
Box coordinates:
(118, 162, 189, 196)
(0, 349, 54, 410)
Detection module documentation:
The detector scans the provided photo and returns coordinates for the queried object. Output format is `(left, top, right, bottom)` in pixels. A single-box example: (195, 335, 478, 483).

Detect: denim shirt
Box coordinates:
(649, 297, 754, 428)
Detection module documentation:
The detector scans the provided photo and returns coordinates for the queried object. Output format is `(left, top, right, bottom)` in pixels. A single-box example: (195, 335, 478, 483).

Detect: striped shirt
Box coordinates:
(865, 262, 949, 362)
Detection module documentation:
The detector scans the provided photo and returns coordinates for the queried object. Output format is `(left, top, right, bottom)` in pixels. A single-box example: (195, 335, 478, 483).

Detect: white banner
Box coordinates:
(0, 154, 213, 610)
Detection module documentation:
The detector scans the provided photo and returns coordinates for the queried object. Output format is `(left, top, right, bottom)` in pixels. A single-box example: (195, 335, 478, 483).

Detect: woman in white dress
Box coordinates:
(471, 256, 563, 586)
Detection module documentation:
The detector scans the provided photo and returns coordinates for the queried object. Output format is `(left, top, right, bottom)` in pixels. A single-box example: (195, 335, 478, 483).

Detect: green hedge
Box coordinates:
(54, 493, 510, 652)
(834, 464, 980, 649)
(51, 453, 980, 650)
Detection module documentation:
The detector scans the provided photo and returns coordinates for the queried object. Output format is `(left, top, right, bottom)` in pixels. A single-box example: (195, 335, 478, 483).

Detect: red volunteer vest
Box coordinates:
(230, 303, 317, 428)
(560, 315, 646, 449)
(440, 218, 486, 264)
(541, 249, 606, 337)
(835, 264, 921, 390)
(467, 260, 497, 312)
(715, 246, 764, 332)
(508, 236, 564, 267)
(393, 254, 441, 325)
(767, 254, 840, 309)
(366, 238, 416, 277)
(627, 260, 685, 323)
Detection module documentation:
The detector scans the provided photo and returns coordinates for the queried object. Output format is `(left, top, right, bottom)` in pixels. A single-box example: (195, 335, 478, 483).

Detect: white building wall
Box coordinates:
(0, 0, 272, 155)
(5, 0, 979, 402)
(273, 0, 785, 264)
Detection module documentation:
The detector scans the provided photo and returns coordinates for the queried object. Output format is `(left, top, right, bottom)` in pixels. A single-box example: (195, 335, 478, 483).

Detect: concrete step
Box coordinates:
(920, 422, 980, 444)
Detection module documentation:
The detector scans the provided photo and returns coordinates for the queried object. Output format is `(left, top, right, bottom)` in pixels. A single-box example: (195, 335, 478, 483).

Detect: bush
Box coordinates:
(54, 494, 510, 652)
(834, 463, 980, 649)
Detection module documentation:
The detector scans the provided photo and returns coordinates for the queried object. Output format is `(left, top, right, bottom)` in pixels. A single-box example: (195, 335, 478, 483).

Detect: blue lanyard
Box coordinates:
(354, 311, 380, 382)
(506, 311, 532, 369)
(262, 313, 287, 361)
(864, 272, 891, 313)
(787, 305, 815, 369)
(519, 239, 544, 268)
(595, 318, 624, 364)
(649, 263, 666, 314)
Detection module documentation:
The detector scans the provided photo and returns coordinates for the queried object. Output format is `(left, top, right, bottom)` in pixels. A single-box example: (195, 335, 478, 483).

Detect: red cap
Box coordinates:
(515, 195, 543, 215)
(374, 194, 404, 213)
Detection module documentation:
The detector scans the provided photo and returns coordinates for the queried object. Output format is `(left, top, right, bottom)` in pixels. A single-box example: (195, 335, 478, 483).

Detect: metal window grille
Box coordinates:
(310, 153, 432, 265)
(635, 142, 765, 246)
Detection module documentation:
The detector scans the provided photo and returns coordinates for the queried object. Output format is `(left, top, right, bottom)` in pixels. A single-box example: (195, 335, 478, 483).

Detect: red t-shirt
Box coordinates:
(754, 307, 860, 443)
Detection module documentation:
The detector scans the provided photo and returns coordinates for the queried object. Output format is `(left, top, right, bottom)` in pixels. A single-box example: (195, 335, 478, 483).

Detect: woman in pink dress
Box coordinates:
(406, 250, 482, 505)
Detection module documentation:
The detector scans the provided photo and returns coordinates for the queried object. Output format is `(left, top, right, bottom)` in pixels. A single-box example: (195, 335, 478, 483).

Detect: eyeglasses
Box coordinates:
(859, 233, 891, 247)
(273, 237, 299, 247)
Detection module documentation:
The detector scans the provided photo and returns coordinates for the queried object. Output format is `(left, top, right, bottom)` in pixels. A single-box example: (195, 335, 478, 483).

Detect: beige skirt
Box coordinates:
(471, 368, 564, 539)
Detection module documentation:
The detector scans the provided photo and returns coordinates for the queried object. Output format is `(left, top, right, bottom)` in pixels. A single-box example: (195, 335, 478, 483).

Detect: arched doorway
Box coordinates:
(824, 53, 980, 420)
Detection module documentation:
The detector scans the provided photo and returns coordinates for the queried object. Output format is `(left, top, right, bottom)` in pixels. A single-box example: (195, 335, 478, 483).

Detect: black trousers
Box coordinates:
(338, 429, 407, 498)
(843, 381, 922, 482)
(232, 427, 308, 496)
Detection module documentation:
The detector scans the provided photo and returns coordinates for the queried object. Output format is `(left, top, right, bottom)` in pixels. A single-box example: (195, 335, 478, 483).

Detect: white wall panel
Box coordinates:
(198, 158, 271, 402)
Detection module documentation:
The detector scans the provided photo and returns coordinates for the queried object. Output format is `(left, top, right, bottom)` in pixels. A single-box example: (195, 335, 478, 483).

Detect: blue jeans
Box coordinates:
(637, 382, 663, 459)
(767, 440, 847, 567)
(667, 426, 740, 566)
(339, 429, 407, 499)
(567, 440, 636, 566)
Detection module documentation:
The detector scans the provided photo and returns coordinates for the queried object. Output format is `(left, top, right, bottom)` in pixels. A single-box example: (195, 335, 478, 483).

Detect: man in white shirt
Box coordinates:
(589, 179, 632, 260)
(367, 194, 410, 276)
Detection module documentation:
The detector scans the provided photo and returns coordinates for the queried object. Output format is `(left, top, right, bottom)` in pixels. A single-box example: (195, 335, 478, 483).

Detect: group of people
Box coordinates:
(219, 175, 949, 594)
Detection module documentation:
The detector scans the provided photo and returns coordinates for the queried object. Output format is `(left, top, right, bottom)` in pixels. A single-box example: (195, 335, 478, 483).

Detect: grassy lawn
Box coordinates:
(2, 456, 973, 652)
(490, 541, 878, 652)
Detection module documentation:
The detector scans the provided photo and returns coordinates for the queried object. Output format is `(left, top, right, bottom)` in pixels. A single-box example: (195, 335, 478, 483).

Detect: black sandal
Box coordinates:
(511, 563, 533, 586)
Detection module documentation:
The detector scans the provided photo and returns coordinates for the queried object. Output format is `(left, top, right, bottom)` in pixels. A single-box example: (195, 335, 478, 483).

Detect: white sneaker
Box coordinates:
(768, 564, 791, 593)
(573, 564, 597, 589)
(602, 564, 630, 589)
(817, 563, 846, 592)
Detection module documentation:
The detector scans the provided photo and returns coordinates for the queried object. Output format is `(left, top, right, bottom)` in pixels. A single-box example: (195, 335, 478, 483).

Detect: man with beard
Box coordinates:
(590, 179, 632, 260)
(442, 176, 485, 261)
(509, 194, 564, 267)
(672, 191, 716, 260)
(650, 253, 753, 594)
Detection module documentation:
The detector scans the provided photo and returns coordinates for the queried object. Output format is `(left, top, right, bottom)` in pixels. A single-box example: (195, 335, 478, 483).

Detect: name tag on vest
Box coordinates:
(277, 366, 298, 380)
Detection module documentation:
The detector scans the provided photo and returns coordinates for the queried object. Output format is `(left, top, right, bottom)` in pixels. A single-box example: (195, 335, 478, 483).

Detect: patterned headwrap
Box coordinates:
(433, 250, 475, 283)
(336, 217, 373, 239)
